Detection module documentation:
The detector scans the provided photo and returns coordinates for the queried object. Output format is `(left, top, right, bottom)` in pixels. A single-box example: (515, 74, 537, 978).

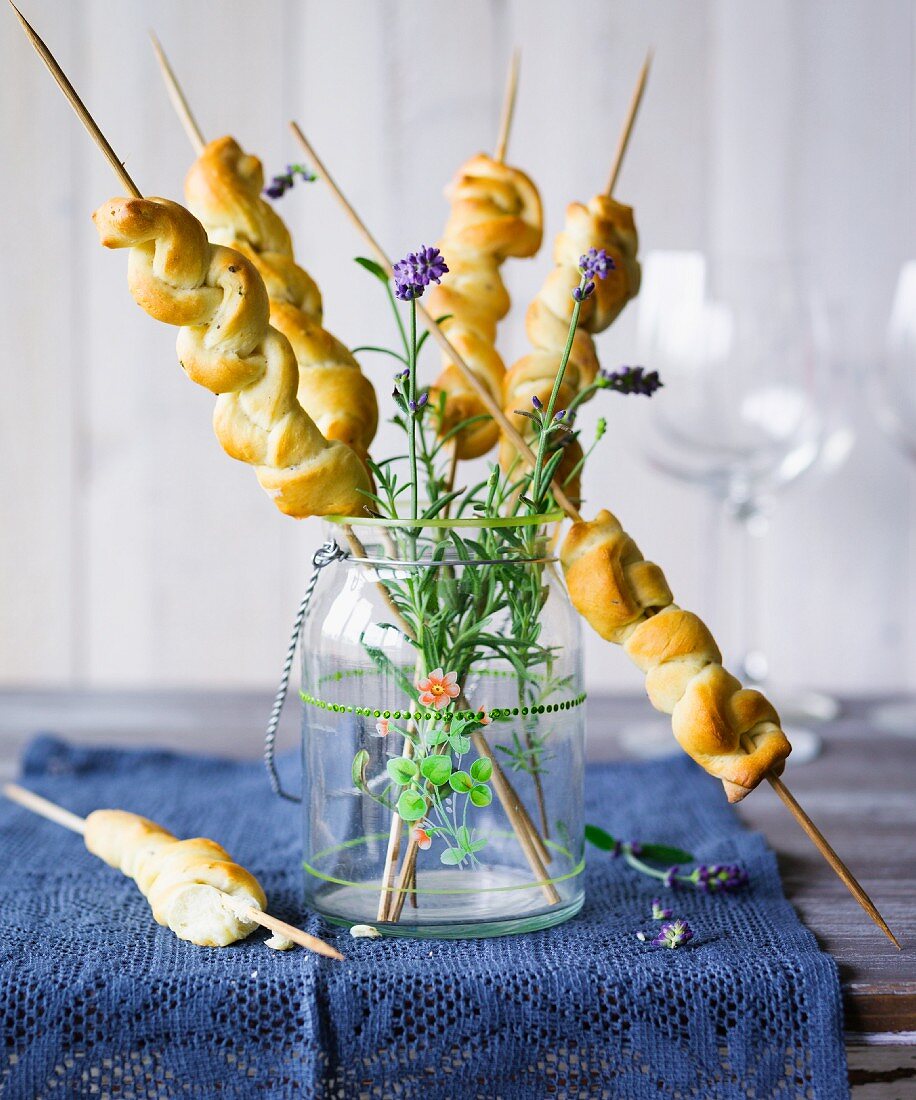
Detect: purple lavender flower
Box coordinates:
(394, 367, 410, 382)
(651, 898, 673, 920)
(652, 919, 694, 949)
(408, 393, 429, 413)
(572, 280, 595, 302)
(531, 395, 543, 411)
(263, 163, 315, 200)
(691, 863, 748, 893)
(579, 247, 615, 281)
(662, 865, 680, 890)
(599, 365, 663, 397)
(392, 246, 448, 301)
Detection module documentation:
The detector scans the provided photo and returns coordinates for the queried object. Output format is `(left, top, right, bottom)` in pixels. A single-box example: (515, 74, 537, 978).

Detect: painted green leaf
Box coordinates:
(469, 784, 493, 808)
(470, 758, 492, 783)
(397, 790, 427, 822)
(584, 824, 618, 851)
(639, 842, 695, 864)
(448, 771, 473, 793)
(439, 847, 464, 866)
(468, 839, 487, 853)
(456, 826, 471, 849)
(420, 756, 453, 785)
(351, 749, 370, 792)
(387, 757, 419, 785)
(449, 733, 471, 755)
(427, 727, 448, 746)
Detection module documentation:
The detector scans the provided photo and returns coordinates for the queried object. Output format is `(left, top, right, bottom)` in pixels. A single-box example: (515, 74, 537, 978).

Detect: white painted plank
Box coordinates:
(0, 0, 78, 683)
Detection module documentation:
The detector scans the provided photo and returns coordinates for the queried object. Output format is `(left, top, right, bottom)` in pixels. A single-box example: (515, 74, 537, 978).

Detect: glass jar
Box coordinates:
(299, 515, 585, 938)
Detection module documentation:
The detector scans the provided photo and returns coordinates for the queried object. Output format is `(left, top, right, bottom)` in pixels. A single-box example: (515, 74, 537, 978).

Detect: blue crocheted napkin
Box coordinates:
(0, 734, 846, 1099)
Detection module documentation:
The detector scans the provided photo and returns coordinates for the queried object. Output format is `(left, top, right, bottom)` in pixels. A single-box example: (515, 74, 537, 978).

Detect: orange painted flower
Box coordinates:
(417, 668, 460, 710)
(477, 707, 492, 726)
(375, 719, 389, 737)
(412, 826, 432, 851)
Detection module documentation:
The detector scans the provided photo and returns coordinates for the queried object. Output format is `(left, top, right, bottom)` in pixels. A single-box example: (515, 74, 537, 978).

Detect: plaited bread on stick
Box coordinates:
(560, 510, 791, 802)
(185, 137, 378, 460)
(92, 196, 371, 518)
(426, 154, 542, 459)
(500, 196, 641, 502)
(83, 809, 283, 947)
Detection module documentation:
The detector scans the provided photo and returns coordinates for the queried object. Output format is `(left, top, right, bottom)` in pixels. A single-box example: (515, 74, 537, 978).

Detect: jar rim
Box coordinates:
(326, 511, 564, 530)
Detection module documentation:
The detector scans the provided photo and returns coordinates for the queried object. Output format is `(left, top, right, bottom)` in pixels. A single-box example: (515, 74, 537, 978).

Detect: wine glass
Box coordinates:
(869, 260, 916, 736)
(618, 252, 854, 763)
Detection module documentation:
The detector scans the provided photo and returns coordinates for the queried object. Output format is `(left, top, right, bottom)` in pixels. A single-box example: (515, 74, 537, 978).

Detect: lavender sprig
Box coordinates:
(263, 163, 316, 200)
(598, 365, 663, 397)
(585, 825, 749, 894)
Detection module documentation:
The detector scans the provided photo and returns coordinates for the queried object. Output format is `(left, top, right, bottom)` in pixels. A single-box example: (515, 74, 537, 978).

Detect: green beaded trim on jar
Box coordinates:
(299, 690, 587, 722)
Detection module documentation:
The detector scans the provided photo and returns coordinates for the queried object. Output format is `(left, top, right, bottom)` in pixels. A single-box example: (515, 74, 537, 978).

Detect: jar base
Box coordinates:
(306, 864, 585, 939)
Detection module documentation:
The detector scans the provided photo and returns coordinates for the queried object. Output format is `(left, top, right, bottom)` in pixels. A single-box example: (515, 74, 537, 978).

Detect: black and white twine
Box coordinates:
(264, 538, 348, 802)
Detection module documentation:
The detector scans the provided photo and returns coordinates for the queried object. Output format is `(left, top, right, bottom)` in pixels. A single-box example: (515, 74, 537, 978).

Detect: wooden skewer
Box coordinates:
(493, 48, 520, 164)
(443, 48, 521, 504)
(148, 30, 206, 154)
(7, 0, 142, 199)
(606, 49, 652, 197)
(3, 782, 344, 959)
(9, 2, 896, 949)
(765, 771, 901, 949)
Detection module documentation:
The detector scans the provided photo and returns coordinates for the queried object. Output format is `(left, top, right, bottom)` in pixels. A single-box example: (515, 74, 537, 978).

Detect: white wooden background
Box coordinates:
(1, 0, 914, 695)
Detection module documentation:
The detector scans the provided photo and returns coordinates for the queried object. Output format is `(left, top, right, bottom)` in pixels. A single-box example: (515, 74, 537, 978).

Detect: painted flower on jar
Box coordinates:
(412, 826, 432, 851)
(417, 668, 460, 710)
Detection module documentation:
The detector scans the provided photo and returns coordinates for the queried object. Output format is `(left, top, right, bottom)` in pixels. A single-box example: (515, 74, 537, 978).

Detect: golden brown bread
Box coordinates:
(560, 510, 791, 800)
(500, 195, 642, 503)
(427, 154, 542, 459)
(84, 809, 268, 947)
(92, 195, 371, 518)
(185, 136, 378, 459)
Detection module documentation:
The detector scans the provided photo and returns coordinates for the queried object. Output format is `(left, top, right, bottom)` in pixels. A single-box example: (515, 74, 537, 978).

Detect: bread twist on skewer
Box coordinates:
(500, 195, 641, 502)
(93, 196, 371, 518)
(561, 510, 791, 801)
(185, 137, 378, 460)
(84, 809, 281, 947)
(426, 154, 542, 459)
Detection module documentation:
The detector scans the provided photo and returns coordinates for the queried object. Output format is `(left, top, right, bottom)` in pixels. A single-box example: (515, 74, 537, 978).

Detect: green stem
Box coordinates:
(408, 299, 419, 522)
(530, 295, 583, 508)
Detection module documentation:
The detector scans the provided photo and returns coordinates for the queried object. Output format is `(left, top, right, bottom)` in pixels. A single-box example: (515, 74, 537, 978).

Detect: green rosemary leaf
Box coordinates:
(350, 345, 408, 365)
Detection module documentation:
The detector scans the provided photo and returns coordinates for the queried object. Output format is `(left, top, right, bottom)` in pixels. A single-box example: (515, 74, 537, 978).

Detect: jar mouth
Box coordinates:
(326, 511, 564, 530)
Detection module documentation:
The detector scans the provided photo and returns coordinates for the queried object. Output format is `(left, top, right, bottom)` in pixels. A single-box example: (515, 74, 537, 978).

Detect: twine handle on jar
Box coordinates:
(264, 539, 349, 802)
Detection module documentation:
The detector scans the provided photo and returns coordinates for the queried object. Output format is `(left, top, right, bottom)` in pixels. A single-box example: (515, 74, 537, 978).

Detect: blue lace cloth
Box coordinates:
(0, 735, 846, 1099)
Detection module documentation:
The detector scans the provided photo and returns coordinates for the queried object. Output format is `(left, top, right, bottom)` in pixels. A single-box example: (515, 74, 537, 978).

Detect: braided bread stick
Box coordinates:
(561, 510, 791, 801)
(84, 809, 274, 947)
(500, 196, 641, 501)
(92, 196, 371, 518)
(426, 154, 542, 459)
(185, 137, 378, 459)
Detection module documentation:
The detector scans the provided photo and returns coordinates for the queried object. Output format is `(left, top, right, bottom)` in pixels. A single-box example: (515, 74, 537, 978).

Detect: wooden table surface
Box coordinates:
(1, 689, 913, 1058)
